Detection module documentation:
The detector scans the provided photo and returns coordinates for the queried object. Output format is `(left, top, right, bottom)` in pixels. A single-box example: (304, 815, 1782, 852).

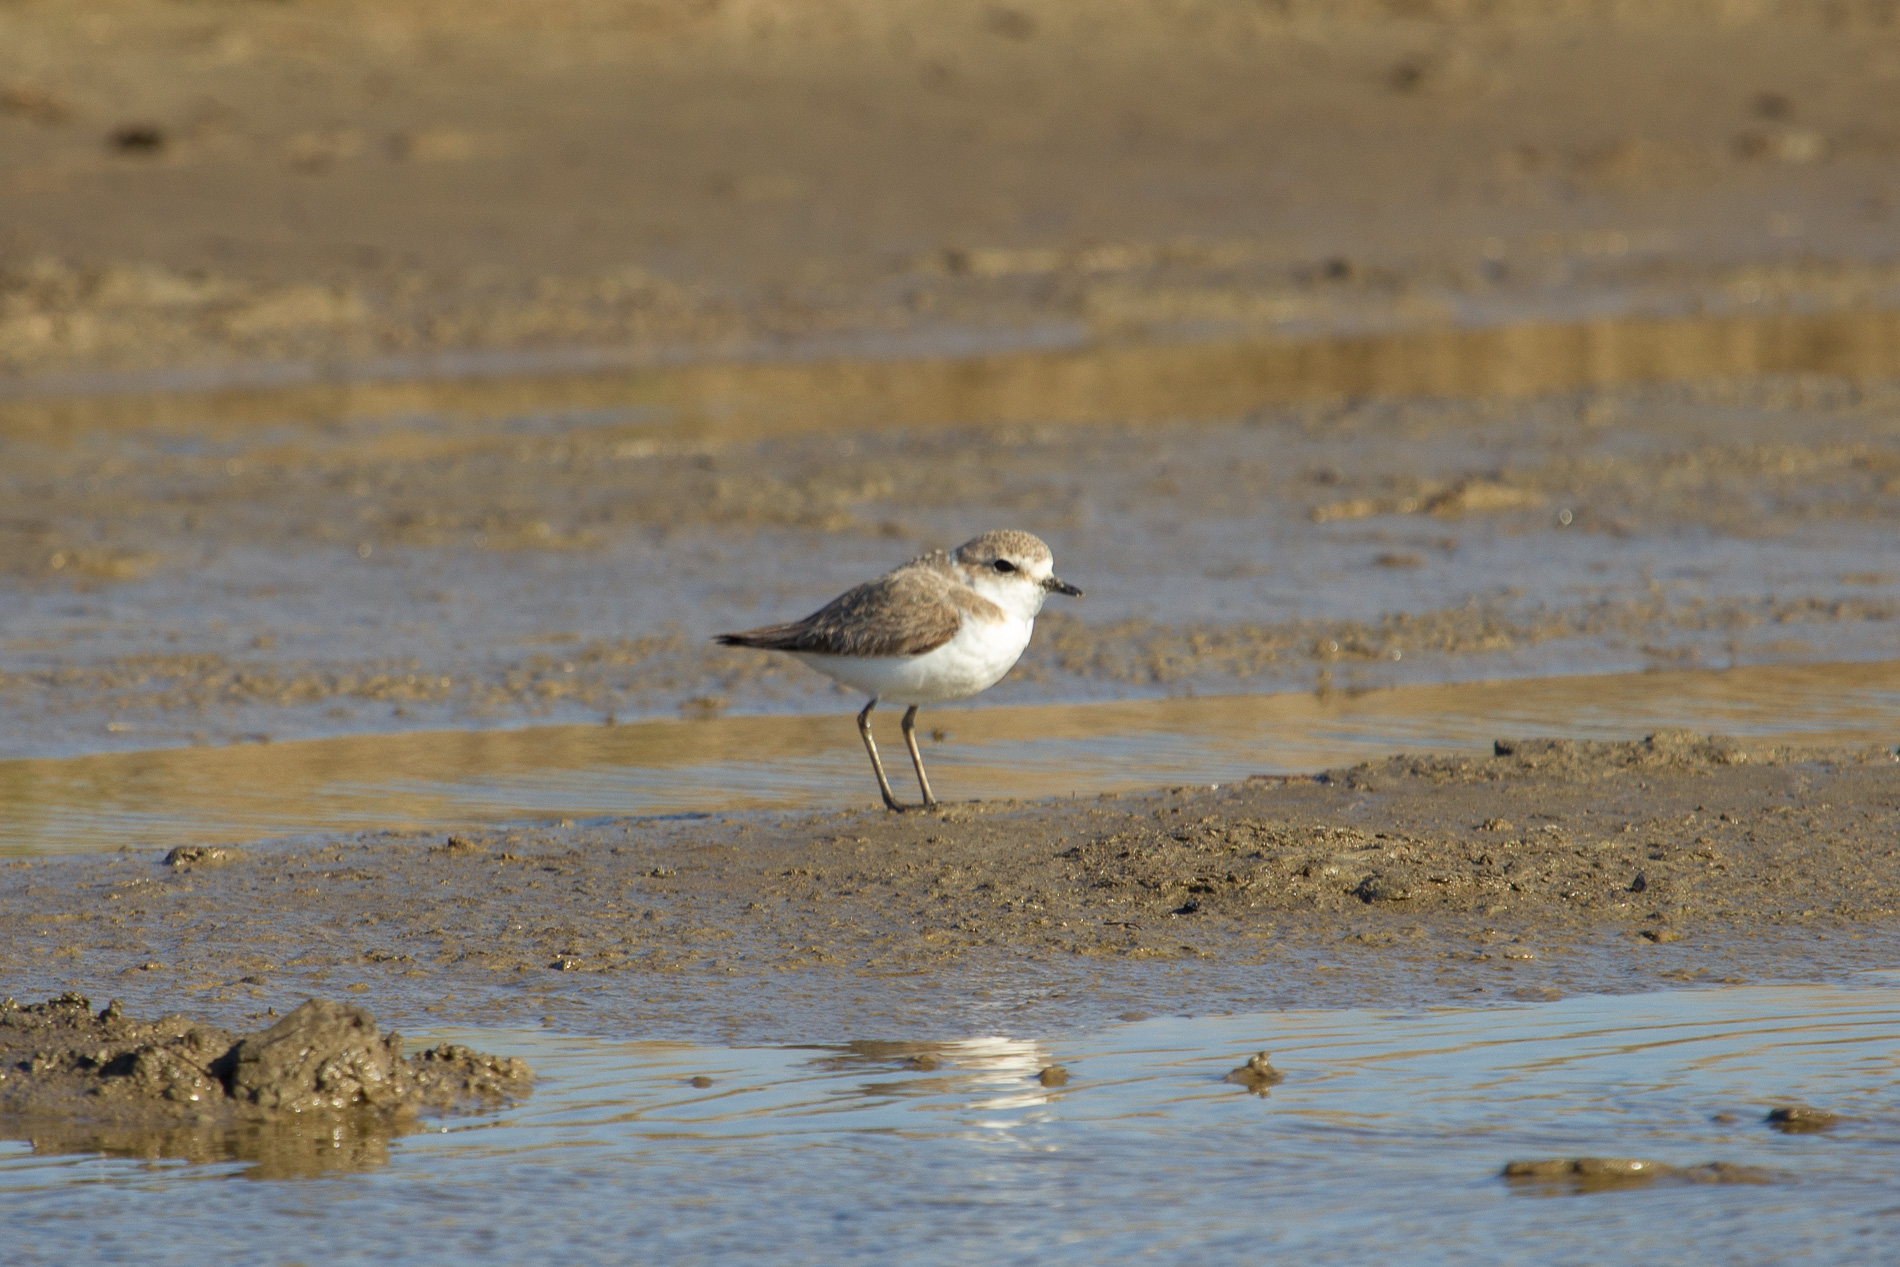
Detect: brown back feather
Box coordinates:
(715, 555, 1001, 657)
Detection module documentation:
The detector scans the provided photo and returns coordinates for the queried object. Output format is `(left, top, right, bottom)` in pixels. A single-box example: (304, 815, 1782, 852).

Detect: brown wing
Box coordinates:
(715, 565, 964, 657)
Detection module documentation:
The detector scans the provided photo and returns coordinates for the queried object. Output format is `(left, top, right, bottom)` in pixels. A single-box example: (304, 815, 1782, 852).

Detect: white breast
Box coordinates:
(791, 611, 1033, 706)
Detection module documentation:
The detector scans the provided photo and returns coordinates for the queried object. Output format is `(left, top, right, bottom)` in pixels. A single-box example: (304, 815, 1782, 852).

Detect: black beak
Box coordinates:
(1043, 575, 1083, 597)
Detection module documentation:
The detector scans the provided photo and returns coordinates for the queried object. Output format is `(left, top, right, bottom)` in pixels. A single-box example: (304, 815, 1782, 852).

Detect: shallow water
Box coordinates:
(5, 981, 1898, 1263)
(8, 306, 1900, 759)
(4, 657, 1895, 856)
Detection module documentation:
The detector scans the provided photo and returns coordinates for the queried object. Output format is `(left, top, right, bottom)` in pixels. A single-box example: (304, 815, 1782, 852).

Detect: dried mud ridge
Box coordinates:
(0, 994, 531, 1175)
(3, 731, 1897, 1041)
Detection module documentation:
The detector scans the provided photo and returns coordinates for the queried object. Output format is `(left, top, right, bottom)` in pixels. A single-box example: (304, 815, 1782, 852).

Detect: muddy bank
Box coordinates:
(1, 733, 1895, 1043)
(0, 993, 531, 1176)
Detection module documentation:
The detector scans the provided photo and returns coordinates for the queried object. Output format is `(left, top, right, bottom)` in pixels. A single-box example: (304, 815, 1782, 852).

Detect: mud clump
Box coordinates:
(0, 994, 531, 1175)
(1766, 1104, 1840, 1134)
(430, 835, 484, 857)
(225, 998, 507, 1113)
(1225, 1051, 1284, 1093)
(163, 845, 239, 868)
(1355, 872, 1414, 903)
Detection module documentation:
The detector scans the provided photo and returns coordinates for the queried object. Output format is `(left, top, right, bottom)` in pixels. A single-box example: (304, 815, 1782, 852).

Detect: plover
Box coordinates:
(715, 530, 1082, 810)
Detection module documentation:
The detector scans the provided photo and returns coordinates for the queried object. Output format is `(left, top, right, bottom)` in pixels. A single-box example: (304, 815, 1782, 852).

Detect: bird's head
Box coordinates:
(954, 530, 1082, 617)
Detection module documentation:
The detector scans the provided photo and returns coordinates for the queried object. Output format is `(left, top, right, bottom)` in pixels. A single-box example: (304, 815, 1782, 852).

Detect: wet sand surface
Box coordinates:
(4, 734, 1896, 1045)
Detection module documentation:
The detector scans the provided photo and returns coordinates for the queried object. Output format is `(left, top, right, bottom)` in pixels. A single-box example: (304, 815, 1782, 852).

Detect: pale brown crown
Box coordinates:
(950, 530, 1053, 570)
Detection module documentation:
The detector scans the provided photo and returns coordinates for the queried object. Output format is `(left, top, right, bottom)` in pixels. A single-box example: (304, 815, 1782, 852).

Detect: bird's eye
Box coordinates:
(992, 559, 1016, 573)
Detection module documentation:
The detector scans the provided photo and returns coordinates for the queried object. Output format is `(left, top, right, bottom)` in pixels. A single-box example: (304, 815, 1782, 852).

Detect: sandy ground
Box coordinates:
(2, 0, 1898, 382)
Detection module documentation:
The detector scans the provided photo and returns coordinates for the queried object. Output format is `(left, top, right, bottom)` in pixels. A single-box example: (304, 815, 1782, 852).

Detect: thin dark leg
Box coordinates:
(901, 705, 937, 806)
(857, 698, 904, 811)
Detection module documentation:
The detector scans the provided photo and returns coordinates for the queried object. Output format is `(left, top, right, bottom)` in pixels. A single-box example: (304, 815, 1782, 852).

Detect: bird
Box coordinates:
(715, 530, 1082, 810)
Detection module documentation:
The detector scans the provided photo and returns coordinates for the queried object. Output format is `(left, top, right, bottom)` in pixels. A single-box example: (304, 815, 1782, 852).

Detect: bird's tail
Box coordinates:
(713, 624, 809, 651)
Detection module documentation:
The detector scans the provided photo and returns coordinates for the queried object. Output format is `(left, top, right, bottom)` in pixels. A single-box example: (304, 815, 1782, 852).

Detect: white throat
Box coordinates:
(963, 568, 1047, 622)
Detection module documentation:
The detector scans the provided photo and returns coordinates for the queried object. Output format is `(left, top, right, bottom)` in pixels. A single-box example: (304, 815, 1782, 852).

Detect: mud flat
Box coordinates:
(1, 731, 1895, 1044)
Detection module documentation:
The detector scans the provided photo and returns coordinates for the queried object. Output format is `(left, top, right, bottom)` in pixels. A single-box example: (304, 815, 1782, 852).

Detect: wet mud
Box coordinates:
(1501, 1158, 1777, 1191)
(1765, 1103, 1842, 1134)
(1, 733, 1895, 1044)
(0, 993, 531, 1177)
(1224, 1051, 1284, 1093)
